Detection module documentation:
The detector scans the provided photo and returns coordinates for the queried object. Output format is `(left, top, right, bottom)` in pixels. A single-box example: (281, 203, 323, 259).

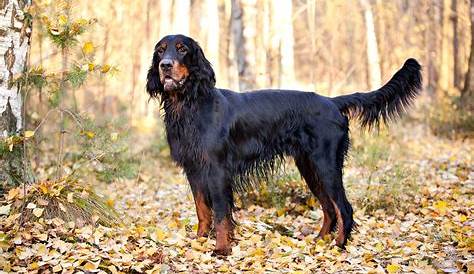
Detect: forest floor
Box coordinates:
(2, 122, 473, 273)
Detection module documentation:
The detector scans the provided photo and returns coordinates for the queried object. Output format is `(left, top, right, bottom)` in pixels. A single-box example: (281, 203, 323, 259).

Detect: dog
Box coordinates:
(146, 34, 422, 255)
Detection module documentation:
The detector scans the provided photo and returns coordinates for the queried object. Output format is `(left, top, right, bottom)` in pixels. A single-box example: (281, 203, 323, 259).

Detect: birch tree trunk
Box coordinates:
(439, 0, 452, 92)
(159, 0, 172, 38)
(278, 0, 295, 87)
(231, 0, 255, 91)
(461, 0, 474, 112)
(0, 0, 32, 190)
(218, 0, 231, 87)
(451, 0, 461, 89)
(173, 0, 190, 35)
(360, 0, 382, 90)
(205, 0, 220, 81)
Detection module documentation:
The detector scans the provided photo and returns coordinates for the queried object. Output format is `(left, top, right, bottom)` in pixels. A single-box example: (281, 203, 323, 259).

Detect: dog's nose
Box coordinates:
(160, 59, 173, 70)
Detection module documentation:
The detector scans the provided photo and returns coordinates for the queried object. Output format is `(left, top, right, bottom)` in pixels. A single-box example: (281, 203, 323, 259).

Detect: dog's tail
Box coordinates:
(331, 58, 422, 129)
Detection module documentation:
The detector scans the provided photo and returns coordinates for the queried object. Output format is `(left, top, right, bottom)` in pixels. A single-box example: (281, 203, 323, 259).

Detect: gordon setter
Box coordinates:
(146, 34, 422, 255)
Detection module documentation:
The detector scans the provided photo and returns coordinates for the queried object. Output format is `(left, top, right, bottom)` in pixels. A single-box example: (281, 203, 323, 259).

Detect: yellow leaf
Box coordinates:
(375, 242, 384, 252)
(39, 185, 48, 194)
(83, 261, 99, 271)
(82, 41, 95, 55)
(459, 214, 467, 222)
(58, 14, 68, 26)
(434, 200, 448, 214)
(75, 18, 88, 26)
(387, 264, 400, 273)
(29, 262, 39, 270)
(24, 130, 35, 138)
(253, 247, 265, 256)
(7, 188, 20, 200)
(101, 64, 111, 73)
(191, 240, 205, 251)
(307, 197, 317, 207)
(82, 130, 95, 139)
(110, 132, 118, 141)
(33, 208, 44, 218)
(106, 198, 114, 207)
(155, 228, 167, 241)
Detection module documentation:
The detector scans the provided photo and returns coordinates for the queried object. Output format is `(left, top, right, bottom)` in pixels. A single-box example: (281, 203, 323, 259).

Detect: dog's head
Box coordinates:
(146, 34, 215, 98)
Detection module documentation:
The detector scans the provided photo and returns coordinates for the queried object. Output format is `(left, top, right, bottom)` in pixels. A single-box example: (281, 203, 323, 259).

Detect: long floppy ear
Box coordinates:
(146, 51, 164, 98)
(186, 40, 215, 94)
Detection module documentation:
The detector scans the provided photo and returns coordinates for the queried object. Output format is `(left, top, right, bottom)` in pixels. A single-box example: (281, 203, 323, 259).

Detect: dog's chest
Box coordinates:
(165, 115, 208, 168)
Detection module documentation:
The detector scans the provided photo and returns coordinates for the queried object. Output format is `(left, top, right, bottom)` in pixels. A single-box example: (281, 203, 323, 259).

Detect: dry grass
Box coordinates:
(9, 177, 120, 228)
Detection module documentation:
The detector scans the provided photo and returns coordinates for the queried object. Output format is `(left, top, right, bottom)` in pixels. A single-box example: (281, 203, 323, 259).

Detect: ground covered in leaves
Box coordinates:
(1, 123, 473, 273)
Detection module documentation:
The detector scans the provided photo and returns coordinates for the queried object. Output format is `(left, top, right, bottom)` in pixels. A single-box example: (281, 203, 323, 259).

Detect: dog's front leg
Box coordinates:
(207, 167, 234, 256)
(188, 175, 212, 237)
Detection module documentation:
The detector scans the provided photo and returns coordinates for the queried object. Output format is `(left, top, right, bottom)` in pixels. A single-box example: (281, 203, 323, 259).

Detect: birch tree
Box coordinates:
(360, 0, 381, 90)
(173, 0, 190, 35)
(462, 0, 474, 112)
(231, 0, 255, 91)
(0, 0, 32, 189)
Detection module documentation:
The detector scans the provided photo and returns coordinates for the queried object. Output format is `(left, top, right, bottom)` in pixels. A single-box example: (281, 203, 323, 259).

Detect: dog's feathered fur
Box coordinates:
(146, 34, 422, 255)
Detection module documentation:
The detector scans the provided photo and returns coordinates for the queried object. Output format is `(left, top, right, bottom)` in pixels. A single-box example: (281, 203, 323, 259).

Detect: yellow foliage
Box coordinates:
(82, 41, 95, 55)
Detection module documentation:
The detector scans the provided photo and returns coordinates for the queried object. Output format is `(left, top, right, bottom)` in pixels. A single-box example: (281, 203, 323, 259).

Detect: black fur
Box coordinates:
(146, 34, 422, 251)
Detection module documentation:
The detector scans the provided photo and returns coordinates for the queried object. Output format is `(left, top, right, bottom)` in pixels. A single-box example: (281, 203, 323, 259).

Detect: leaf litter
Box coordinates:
(1, 124, 473, 273)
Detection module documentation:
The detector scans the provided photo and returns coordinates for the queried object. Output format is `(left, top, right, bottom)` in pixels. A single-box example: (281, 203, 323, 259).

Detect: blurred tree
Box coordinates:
(462, 0, 474, 111)
(426, 1, 442, 95)
(173, 0, 190, 35)
(231, 0, 255, 90)
(440, 0, 453, 92)
(218, 0, 231, 87)
(452, 0, 461, 89)
(278, 0, 295, 87)
(360, 0, 381, 90)
(0, 0, 34, 190)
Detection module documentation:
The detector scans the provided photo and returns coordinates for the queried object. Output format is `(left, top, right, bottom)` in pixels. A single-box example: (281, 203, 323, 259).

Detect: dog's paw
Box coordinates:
(212, 248, 231, 257)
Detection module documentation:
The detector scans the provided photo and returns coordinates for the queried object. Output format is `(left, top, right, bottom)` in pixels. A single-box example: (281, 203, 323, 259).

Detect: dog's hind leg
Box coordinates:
(295, 155, 337, 238)
(310, 132, 354, 248)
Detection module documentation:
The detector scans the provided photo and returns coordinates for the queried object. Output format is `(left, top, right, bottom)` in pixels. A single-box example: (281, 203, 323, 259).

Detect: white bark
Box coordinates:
(278, 0, 295, 86)
(0, 0, 30, 135)
(205, 0, 220, 76)
(360, 0, 381, 90)
(159, 0, 172, 37)
(173, 0, 190, 35)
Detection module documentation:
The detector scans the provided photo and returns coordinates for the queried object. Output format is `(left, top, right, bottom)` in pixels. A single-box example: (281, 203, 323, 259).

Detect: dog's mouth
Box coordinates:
(161, 74, 186, 91)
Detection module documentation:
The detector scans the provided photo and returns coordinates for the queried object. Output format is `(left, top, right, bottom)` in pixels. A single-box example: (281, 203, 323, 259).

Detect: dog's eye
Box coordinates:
(157, 47, 165, 54)
(178, 47, 187, 54)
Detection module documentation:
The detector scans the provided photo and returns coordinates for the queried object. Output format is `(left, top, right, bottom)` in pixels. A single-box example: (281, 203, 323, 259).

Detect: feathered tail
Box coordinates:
(332, 58, 422, 129)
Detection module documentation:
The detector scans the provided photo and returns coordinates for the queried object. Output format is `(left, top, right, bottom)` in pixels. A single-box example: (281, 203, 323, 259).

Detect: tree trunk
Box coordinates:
(205, 0, 220, 80)
(231, 0, 255, 91)
(462, 0, 474, 112)
(278, 0, 295, 87)
(0, 0, 33, 191)
(439, 0, 452, 92)
(218, 0, 231, 87)
(360, 0, 382, 90)
(426, 2, 441, 95)
(159, 0, 172, 38)
(452, 0, 461, 90)
(173, 0, 190, 35)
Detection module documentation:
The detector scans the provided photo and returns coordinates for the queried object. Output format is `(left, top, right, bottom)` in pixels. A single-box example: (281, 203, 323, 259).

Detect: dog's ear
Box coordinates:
(189, 40, 215, 91)
(146, 51, 164, 98)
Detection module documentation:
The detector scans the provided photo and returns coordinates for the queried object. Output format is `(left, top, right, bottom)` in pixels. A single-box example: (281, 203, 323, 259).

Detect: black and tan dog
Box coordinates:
(146, 34, 422, 255)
